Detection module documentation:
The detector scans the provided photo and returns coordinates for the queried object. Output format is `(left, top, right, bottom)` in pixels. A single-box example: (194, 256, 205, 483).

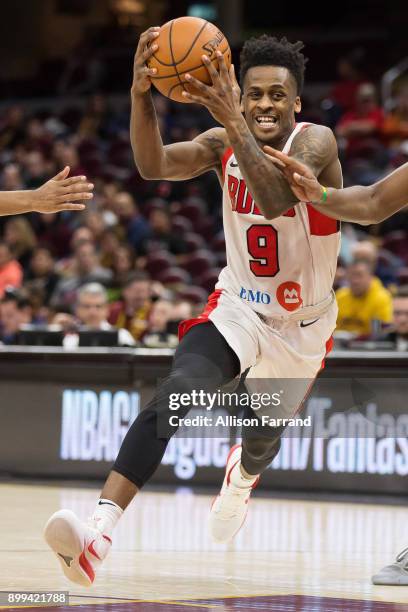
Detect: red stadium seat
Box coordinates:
(158, 267, 191, 286)
(211, 231, 226, 252)
(182, 250, 217, 277)
(382, 231, 408, 262)
(172, 215, 194, 235)
(198, 268, 221, 293)
(397, 267, 408, 285)
(183, 232, 205, 251)
(78, 139, 100, 159)
(145, 251, 176, 277)
(143, 198, 167, 217)
(178, 197, 207, 223)
(108, 140, 132, 167)
(178, 286, 208, 304)
(193, 217, 215, 241)
(216, 252, 227, 267)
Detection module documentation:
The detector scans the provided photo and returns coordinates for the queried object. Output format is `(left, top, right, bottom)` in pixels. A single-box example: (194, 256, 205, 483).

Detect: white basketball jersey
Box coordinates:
(216, 122, 341, 317)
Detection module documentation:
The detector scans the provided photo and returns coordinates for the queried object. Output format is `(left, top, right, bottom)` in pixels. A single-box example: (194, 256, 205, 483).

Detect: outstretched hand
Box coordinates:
(182, 51, 241, 126)
(33, 166, 93, 214)
(263, 146, 324, 203)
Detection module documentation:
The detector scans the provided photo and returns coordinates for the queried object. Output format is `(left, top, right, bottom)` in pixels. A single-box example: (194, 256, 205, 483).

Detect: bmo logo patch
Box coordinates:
(240, 287, 271, 305)
(277, 282, 303, 312)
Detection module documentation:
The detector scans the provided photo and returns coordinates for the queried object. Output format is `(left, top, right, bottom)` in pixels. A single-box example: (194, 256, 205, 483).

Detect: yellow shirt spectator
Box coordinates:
(336, 261, 393, 336)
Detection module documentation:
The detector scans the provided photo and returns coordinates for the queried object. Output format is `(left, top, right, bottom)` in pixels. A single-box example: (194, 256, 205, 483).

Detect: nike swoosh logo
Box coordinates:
(58, 553, 73, 567)
(230, 161, 239, 167)
(300, 318, 319, 328)
(98, 501, 117, 506)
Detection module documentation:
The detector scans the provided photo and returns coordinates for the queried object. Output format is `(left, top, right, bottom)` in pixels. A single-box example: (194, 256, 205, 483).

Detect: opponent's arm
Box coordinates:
(0, 166, 92, 216)
(183, 52, 339, 219)
(263, 149, 408, 225)
(130, 28, 226, 180)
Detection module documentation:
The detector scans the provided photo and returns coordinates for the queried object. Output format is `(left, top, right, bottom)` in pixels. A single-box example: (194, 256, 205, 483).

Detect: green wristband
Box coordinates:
(321, 186, 328, 203)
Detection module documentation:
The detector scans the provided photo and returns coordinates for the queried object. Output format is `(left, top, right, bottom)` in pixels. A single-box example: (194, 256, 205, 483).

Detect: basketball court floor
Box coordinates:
(2, 482, 408, 611)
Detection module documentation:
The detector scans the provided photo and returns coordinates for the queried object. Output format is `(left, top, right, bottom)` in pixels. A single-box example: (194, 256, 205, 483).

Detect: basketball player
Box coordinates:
(259, 147, 408, 586)
(0, 166, 93, 215)
(43, 32, 384, 587)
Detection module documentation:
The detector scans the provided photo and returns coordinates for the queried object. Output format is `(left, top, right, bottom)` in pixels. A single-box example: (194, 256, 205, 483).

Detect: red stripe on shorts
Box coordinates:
(178, 289, 223, 340)
(294, 333, 334, 416)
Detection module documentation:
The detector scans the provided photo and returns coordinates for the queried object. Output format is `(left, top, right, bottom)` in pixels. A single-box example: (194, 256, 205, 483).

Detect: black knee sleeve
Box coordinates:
(113, 322, 240, 489)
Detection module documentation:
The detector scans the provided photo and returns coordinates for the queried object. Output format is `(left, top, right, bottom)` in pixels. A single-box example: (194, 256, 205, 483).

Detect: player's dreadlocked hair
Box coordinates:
(239, 35, 307, 94)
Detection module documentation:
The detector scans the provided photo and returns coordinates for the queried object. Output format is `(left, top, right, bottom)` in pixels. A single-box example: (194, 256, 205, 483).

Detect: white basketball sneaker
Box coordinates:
(209, 444, 259, 544)
(44, 509, 112, 587)
(372, 547, 408, 585)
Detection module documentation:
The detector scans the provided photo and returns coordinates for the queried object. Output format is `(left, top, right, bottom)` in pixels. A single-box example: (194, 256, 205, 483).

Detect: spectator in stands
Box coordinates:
(143, 299, 178, 348)
(0, 241, 23, 298)
(109, 271, 152, 341)
(0, 288, 32, 345)
(54, 283, 135, 348)
(112, 191, 150, 252)
(351, 239, 399, 286)
(23, 151, 49, 189)
(336, 260, 393, 338)
(380, 286, 408, 351)
(33, 213, 74, 260)
(24, 247, 60, 308)
(328, 50, 367, 115)
(99, 229, 121, 270)
(0, 105, 25, 150)
(24, 117, 52, 157)
(109, 245, 135, 300)
(336, 83, 385, 183)
(78, 94, 112, 140)
(53, 141, 86, 177)
(84, 210, 107, 242)
(171, 299, 194, 323)
(4, 217, 37, 270)
(51, 240, 112, 308)
(382, 85, 408, 151)
(54, 226, 95, 276)
(142, 208, 188, 256)
(1, 163, 24, 191)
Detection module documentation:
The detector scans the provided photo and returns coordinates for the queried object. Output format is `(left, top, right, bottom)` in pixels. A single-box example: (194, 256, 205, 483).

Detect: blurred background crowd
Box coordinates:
(0, 0, 408, 349)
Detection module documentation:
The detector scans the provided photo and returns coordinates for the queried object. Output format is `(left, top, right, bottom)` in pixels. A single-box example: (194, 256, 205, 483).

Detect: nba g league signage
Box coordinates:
(58, 384, 408, 490)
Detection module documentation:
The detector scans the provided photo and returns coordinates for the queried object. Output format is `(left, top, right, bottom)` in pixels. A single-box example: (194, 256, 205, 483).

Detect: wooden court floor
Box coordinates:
(1, 483, 408, 611)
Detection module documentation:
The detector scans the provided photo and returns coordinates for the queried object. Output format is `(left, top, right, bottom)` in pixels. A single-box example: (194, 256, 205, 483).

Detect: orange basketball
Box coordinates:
(147, 16, 231, 104)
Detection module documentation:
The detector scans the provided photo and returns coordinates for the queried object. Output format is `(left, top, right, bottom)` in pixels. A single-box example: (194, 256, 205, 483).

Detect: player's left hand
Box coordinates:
(263, 146, 324, 202)
(32, 166, 94, 214)
(182, 51, 241, 126)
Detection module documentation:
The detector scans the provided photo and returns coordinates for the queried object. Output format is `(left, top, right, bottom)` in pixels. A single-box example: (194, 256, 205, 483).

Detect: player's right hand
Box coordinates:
(132, 26, 160, 95)
(263, 146, 324, 203)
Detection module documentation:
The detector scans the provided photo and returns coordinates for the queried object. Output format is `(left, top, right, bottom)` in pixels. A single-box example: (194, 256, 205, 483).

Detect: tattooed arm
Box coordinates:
(226, 120, 340, 219)
(130, 92, 226, 180)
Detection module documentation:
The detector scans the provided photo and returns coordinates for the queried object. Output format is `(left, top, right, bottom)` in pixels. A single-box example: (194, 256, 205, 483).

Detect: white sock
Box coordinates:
(229, 462, 258, 488)
(91, 498, 123, 535)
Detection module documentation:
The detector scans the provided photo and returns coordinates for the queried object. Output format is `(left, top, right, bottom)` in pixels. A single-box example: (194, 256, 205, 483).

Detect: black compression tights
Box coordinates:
(113, 322, 283, 488)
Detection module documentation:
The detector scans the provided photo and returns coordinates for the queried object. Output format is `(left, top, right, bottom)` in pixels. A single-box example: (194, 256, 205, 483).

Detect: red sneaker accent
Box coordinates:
(226, 444, 241, 464)
(103, 534, 112, 544)
(225, 444, 242, 486)
(79, 550, 95, 583)
(226, 459, 240, 486)
(87, 540, 101, 561)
